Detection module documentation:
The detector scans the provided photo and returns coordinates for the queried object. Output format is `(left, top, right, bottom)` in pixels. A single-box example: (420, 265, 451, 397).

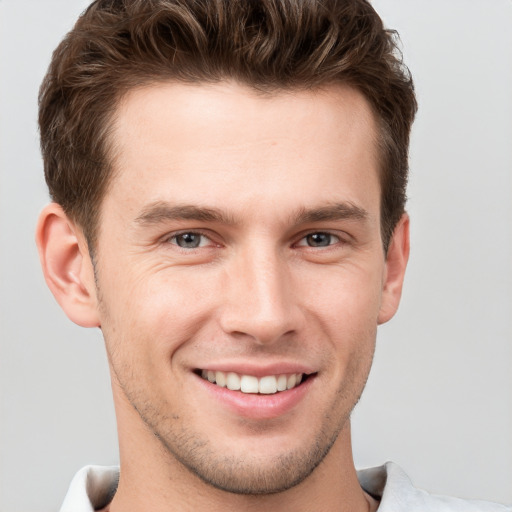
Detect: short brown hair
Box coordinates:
(39, 0, 417, 251)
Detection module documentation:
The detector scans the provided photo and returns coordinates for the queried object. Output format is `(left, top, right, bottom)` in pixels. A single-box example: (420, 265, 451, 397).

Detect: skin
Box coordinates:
(37, 82, 409, 512)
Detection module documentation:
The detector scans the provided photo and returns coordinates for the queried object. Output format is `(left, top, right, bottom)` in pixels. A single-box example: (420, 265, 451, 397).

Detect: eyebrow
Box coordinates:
(134, 201, 368, 227)
(134, 202, 236, 226)
(292, 202, 368, 224)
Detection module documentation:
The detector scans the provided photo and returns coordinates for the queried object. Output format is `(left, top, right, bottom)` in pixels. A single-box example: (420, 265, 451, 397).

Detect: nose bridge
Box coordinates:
(220, 240, 297, 343)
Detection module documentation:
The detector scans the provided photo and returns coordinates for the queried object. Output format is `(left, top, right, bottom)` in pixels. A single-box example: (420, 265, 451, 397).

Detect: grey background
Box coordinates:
(1, 1, 511, 510)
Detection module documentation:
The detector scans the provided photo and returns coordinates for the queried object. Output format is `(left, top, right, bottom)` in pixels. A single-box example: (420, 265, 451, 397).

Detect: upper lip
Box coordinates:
(193, 362, 316, 378)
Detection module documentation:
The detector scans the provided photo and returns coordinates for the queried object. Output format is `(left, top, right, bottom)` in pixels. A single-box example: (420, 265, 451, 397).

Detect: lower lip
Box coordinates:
(195, 374, 315, 420)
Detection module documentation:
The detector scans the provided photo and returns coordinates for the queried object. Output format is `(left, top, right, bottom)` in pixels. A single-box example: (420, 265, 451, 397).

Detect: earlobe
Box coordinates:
(35, 203, 100, 328)
(378, 213, 410, 325)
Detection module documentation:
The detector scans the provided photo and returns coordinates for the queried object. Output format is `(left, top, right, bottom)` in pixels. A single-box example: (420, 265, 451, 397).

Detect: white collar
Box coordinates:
(60, 462, 511, 511)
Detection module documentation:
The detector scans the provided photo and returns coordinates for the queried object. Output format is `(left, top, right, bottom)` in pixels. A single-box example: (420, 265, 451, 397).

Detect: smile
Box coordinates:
(199, 369, 305, 395)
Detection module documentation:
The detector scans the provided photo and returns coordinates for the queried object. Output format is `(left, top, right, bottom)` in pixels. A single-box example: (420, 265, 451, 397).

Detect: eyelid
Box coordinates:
(161, 228, 348, 249)
(294, 230, 345, 248)
(164, 229, 219, 248)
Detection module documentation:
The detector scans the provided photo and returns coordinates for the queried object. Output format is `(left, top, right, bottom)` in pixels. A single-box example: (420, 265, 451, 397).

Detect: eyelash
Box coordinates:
(167, 230, 216, 250)
(165, 230, 344, 250)
(295, 232, 342, 248)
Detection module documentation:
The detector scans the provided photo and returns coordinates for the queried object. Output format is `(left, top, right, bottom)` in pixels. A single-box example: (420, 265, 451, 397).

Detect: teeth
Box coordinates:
(259, 376, 277, 394)
(241, 375, 259, 393)
(287, 373, 296, 389)
(276, 374, 287, 391)
(200, 370, 305, 394)
(215, 370, 226, 388)
(226, 372, 241, 391)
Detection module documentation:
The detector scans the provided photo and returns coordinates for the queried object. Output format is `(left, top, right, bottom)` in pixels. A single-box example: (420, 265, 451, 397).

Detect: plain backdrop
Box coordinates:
(1, 1, 511, 510)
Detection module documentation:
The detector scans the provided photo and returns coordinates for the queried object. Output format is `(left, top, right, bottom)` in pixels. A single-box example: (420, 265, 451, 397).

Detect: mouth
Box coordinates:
(195, 369, 311, 395)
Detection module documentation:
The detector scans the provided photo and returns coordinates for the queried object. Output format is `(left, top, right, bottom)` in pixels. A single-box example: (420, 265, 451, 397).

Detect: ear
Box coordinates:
(35, 203, 100, 327)
(378, 213, 410, 325)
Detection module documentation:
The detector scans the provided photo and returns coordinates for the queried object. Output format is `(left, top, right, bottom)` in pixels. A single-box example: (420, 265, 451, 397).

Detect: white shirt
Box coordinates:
(60, 462, 512, 511)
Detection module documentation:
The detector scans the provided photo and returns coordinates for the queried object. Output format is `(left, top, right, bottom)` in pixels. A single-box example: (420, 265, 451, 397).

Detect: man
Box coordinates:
(34, 0, 510, 511)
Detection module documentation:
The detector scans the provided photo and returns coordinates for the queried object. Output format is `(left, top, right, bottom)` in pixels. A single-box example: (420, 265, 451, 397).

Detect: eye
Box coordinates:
(169, 232, 210, 249)
(296, 232, 341, 248)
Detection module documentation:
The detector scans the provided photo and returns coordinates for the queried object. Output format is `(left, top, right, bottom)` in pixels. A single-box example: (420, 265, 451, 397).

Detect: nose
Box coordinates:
(218, 245, 301, 345)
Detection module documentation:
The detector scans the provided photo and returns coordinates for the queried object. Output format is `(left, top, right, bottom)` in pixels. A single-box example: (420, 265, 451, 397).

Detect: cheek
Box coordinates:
(296, 263, 382, 378)
(299, 262, 384, 326)
(100, 265, 220, 356)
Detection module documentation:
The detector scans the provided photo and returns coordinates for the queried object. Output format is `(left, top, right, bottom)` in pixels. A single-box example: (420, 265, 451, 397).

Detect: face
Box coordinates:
(92, 82, 401, 494)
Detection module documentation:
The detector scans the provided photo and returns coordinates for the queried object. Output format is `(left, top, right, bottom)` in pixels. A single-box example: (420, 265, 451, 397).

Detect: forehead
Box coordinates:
(106, 81, 380, 222)
(112, 81, 377, 155)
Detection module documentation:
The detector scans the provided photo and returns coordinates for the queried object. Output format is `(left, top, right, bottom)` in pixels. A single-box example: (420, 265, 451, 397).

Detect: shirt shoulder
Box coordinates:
(60, 465, 119, 512)
(358, 462, 512, 512)
(61, 462, 512, 511)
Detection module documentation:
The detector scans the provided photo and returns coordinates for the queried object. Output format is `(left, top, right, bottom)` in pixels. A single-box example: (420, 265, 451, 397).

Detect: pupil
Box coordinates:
(307, 233, 330, 247)
(178, 233, 200, 248)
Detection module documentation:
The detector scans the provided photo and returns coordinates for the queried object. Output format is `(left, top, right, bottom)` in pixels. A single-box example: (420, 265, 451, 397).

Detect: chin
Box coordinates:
(154, 413, 346, 495)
